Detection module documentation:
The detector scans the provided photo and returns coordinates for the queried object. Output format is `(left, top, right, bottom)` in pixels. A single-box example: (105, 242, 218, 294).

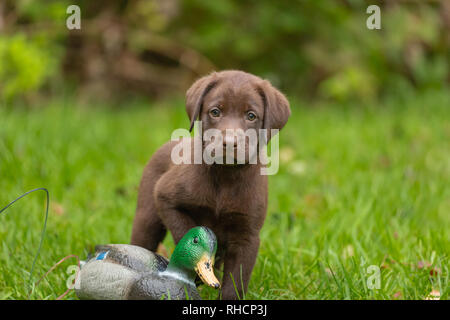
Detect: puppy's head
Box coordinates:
(186, 70, 290, 163)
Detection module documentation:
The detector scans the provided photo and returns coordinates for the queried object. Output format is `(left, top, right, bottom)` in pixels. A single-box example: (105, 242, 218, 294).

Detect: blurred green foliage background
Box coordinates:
(0, 0, 448, 104)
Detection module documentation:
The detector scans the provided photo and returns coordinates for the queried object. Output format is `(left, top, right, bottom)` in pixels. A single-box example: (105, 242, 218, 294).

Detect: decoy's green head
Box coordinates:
(168, 226, 220, 289)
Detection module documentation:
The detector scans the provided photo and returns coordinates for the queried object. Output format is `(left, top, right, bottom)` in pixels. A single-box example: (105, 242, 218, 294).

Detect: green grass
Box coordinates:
(0, 91, 448, 300)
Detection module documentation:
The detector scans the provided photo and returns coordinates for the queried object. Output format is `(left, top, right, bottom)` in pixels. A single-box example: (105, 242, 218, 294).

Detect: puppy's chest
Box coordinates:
(182, 185, 254, 224)
(185, 203, 253, 240)
(198, 189, 250, 215)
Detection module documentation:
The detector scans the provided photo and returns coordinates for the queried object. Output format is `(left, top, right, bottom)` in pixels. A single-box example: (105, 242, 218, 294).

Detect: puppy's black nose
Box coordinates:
(223, 136, 237, 148)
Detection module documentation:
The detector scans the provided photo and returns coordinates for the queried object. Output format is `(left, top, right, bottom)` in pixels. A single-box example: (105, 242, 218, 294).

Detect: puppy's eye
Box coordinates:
(193, 237, 199, 244)
(247, 112, 257, 121)
(210, 108, 221, 118)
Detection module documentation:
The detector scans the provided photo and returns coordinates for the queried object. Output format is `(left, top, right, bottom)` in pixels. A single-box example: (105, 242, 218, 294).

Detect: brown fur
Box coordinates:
(131, 70, 290, 299)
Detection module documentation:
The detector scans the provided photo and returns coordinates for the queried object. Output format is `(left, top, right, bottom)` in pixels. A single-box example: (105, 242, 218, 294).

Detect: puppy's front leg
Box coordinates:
(221, 236, 260, 300)
(157, 204, 196, 244)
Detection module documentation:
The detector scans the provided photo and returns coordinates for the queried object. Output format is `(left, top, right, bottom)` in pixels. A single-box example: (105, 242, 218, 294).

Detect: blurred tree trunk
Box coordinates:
(62, 0, 215, 101)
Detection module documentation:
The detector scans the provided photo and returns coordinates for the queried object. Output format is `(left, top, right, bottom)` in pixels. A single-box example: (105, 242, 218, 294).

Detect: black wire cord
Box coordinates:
(0, 188, 49, 282)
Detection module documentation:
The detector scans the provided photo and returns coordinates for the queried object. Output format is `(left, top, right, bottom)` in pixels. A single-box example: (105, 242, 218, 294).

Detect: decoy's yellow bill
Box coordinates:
(195, 254, 221, 289)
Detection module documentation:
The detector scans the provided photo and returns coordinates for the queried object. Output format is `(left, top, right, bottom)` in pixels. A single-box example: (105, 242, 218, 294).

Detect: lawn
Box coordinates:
(0, 91, 448, 300)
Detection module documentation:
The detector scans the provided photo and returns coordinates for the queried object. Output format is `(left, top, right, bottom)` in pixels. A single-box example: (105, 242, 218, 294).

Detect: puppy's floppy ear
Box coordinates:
(257, 80, 291, 139)
(186, 73, 219, 132)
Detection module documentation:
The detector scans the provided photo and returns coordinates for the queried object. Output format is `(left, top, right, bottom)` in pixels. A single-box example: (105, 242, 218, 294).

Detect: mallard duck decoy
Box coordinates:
(75, 226, 220, 300)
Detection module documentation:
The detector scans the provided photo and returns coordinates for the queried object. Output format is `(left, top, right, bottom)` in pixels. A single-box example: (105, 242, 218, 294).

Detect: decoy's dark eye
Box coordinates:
(193, 237, 199, 244)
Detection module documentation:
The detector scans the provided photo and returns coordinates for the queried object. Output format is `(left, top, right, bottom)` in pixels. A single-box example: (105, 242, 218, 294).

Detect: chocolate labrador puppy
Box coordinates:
(131, 70, 290, 299)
